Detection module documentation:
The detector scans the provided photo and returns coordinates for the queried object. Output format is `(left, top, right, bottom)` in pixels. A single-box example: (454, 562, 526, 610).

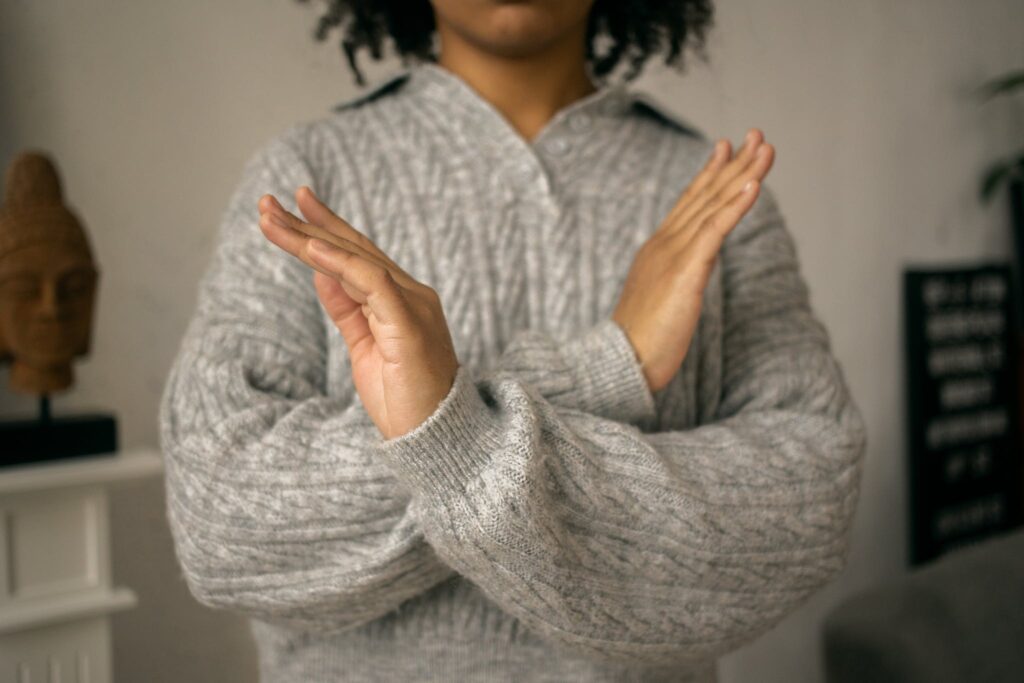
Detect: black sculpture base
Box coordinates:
(1, 413, 118, 467)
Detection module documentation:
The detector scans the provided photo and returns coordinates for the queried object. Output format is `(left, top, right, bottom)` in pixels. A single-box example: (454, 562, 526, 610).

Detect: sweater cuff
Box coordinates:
(561, 318, 657, 426)
(377, 365, 504, 495)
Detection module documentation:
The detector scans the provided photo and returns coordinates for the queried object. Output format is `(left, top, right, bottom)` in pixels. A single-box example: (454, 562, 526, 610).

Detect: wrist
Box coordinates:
(561, 318, 657, 426)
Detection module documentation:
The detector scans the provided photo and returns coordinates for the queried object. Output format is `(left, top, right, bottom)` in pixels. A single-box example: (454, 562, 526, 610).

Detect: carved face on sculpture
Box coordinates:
(0, 152, 99, 395)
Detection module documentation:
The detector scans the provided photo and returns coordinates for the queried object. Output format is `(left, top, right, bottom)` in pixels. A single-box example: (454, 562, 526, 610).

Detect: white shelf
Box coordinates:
(0, 447, 161, 682)
(0, 588, 137, 635)
(0, 447, 163, 496)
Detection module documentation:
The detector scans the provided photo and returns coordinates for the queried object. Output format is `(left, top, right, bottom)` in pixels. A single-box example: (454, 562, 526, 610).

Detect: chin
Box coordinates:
(481, 17, 569, 56)
(436, 0, 593, 57)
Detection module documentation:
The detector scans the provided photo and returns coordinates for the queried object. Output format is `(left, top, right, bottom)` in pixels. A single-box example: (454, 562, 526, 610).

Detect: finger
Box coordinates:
(306, 238, 412, 327)
(690, 179, 762, 258)
(701, 130, 766, 199)
(676, 139, 732, 207)
(309, 266, 362, 319)
(672, 129, 765, 229)
(260, 193, 389, 268)
(667, 180, 761, 295)
(681, 144, 775, 240)
(260, 194, 356, 250)
(674, 129, 763, 222)
(259, 212, 371, 301)
(295, 186, 395, 268)
(312, 270, 373, 351)
(658, 139, 732, 233)
(259, 210, 316, 262)
(258, 200, 420, 290)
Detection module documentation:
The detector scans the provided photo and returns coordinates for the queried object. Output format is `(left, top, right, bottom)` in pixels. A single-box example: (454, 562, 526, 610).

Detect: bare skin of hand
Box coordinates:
(257, 186, 459, 441)
(258, 128, 772, 434)
(611, 128, 776, 394)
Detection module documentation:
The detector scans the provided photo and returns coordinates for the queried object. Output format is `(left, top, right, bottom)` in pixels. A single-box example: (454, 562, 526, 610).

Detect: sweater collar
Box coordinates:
(405, 60, 633, 128)
(332, 59, 700, 141)
(331, 60, 701, 191)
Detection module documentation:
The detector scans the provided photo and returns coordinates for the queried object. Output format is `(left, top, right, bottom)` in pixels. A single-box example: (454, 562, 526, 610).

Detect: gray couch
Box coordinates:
(823, 529, 1024, 683)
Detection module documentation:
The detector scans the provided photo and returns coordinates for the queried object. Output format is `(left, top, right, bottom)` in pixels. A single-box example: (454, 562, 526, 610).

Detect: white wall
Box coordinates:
(1, 1, 1021, 681)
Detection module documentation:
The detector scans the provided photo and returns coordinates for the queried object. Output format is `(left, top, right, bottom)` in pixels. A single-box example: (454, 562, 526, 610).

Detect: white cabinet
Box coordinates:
(0, 449, 162, 683)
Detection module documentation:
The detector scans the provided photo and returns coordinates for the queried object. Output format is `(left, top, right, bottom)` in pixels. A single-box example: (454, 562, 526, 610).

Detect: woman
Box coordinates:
(159, 1, 868, 681)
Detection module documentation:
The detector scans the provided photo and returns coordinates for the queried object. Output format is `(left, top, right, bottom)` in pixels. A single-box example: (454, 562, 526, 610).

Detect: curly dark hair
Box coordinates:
(295, 0, 714, 86)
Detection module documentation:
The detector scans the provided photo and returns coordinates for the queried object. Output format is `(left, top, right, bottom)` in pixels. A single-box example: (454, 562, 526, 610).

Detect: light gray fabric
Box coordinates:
(159, 60, 868, 682)
(823, 529, 1024, 683)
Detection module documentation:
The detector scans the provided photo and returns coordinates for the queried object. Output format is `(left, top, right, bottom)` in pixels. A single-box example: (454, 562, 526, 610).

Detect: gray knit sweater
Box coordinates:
(159, 60, 867, 682)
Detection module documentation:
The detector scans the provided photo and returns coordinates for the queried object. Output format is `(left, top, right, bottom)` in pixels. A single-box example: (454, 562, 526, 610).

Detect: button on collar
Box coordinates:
(514, 160, 536, 182)
(544, 137, 570, 155)
(510, 159, 550, 192)
(568, 113, 591, 131)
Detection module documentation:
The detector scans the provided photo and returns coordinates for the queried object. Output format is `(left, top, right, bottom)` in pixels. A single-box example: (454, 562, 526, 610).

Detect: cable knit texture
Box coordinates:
(159, 60, 868, 682)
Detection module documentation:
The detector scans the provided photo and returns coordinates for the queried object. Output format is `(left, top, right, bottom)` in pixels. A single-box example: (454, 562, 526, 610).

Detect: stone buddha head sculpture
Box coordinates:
(0, 152, 99, 396)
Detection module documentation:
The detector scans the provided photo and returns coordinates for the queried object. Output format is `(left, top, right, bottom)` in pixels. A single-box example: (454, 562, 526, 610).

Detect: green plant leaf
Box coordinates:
(977, 69, 1024, 101)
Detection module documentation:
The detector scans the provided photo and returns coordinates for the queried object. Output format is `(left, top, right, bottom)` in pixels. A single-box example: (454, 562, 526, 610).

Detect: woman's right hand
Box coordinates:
(611, 128, 776, 394)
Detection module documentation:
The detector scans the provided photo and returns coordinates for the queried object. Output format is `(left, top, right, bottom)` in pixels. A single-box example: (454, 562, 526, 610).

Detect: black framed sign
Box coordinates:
(904, 263, 1023, 566)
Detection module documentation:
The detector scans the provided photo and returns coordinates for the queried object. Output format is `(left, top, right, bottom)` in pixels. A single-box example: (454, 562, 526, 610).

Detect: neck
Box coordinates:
(434, 26, 596, 142)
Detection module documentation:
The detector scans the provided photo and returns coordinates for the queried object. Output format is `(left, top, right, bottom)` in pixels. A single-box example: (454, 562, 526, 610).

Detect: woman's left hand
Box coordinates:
(257, 186, 459, 441)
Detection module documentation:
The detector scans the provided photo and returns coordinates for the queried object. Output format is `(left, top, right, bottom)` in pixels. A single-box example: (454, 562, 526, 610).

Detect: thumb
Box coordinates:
(312, 271, 372, 350)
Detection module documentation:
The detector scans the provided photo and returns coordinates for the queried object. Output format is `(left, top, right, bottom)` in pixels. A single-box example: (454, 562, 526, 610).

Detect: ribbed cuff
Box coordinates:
(377, 365, 505, 495)
(561, 318, 657, 426)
